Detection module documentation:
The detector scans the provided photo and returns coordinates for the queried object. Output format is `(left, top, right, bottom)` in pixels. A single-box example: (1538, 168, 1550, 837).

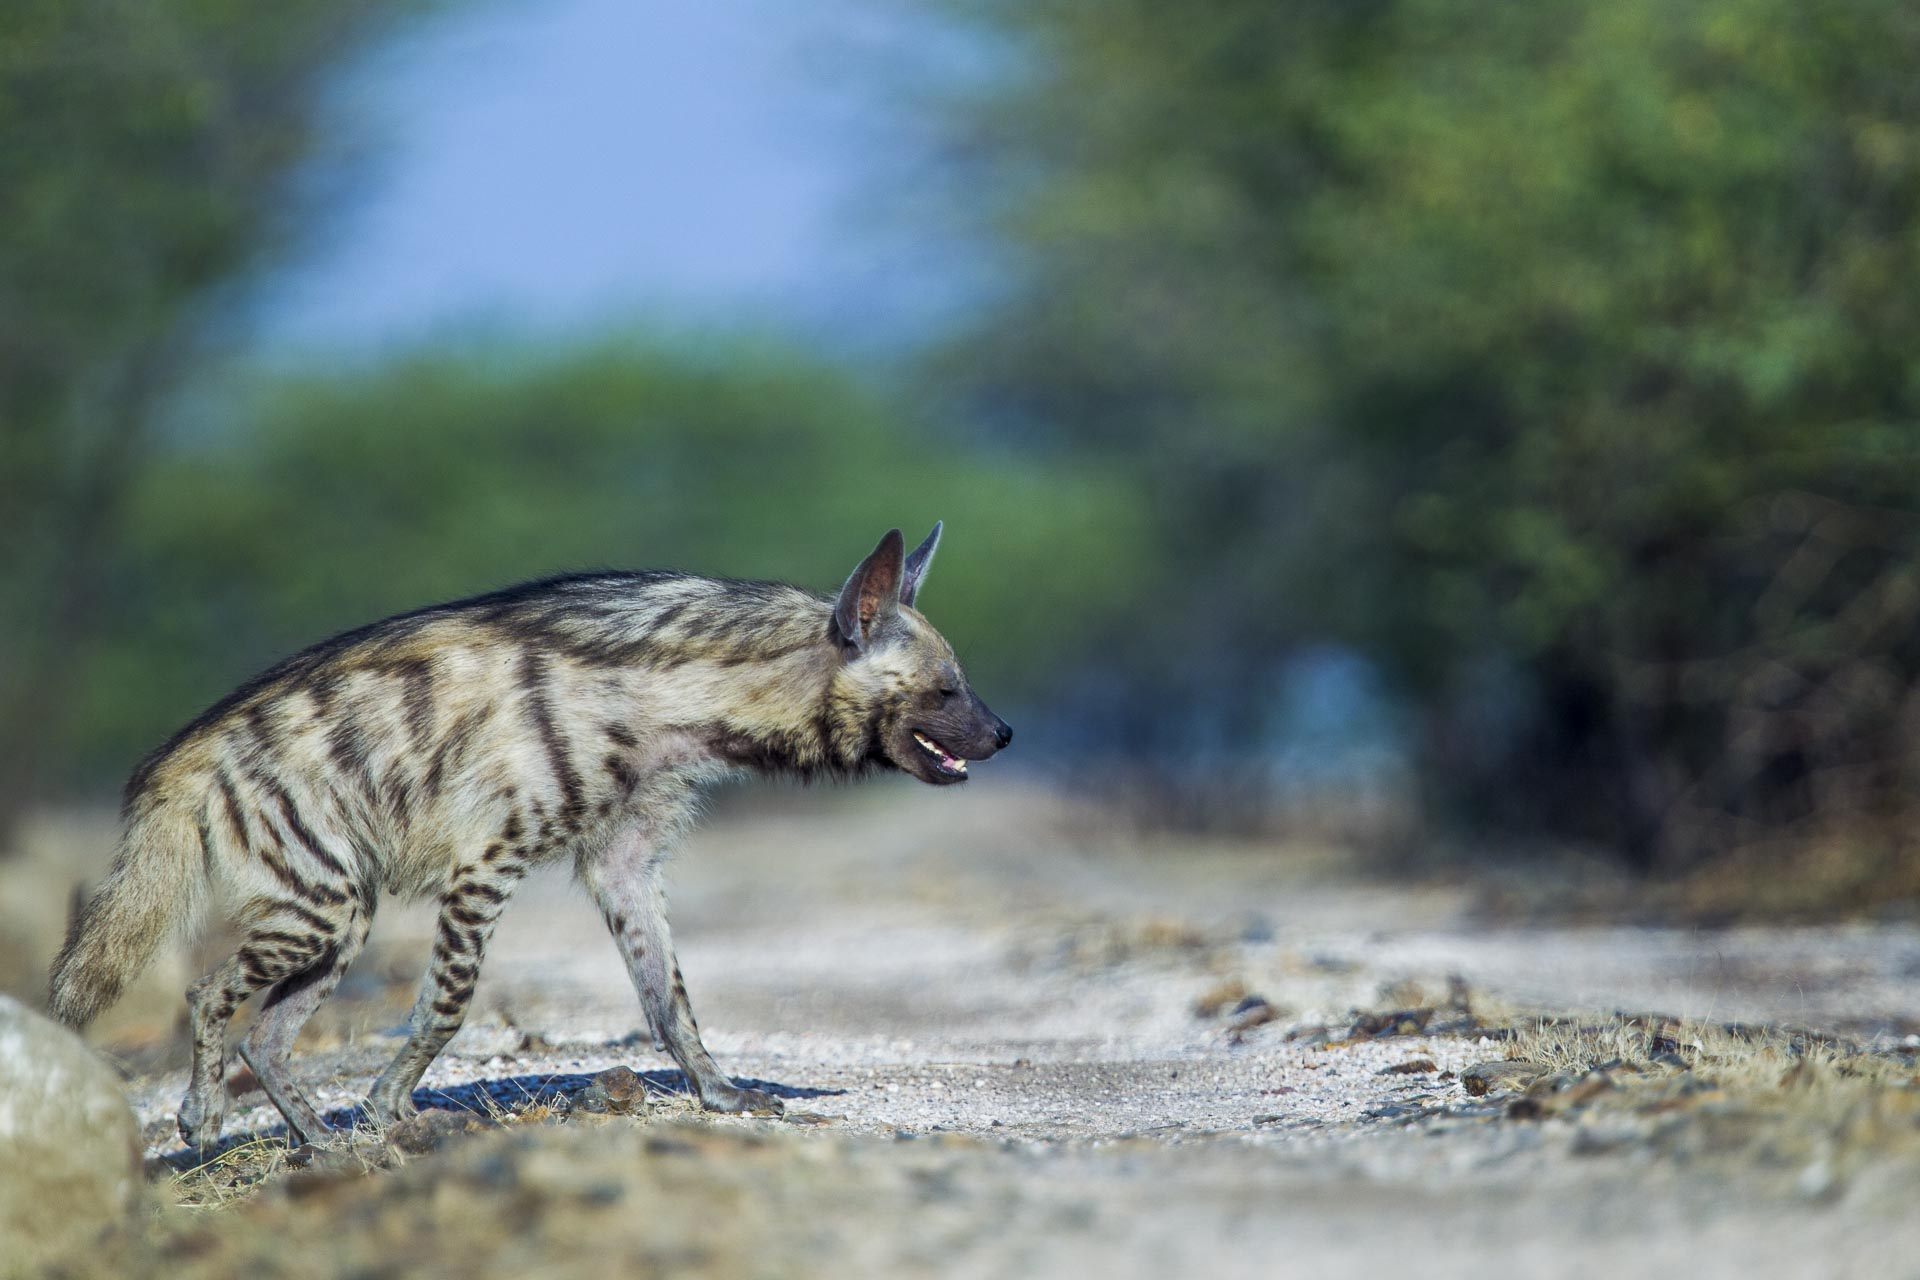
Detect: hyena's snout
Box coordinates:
(985, 706, 1013, 753)
(902, 692, 1011, 784)
(965, 693, 1013, 758)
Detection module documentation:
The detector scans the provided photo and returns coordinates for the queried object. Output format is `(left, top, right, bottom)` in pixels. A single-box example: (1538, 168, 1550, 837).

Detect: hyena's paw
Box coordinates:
(700, 1083, 785, 1116)
(177, 1091, 226, 1148)
(365, 1084, 419, 1127)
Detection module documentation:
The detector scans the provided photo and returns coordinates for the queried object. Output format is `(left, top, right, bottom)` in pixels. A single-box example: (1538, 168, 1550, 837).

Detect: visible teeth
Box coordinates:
(913, 732, 967, 774)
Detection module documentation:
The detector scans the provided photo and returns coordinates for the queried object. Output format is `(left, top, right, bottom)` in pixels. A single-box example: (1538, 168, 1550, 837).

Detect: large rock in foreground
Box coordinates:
(0, 995, 143, 1263)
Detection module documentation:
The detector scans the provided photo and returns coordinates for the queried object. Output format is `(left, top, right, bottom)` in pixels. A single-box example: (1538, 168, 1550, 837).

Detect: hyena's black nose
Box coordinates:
(994, 720, 1013, 750)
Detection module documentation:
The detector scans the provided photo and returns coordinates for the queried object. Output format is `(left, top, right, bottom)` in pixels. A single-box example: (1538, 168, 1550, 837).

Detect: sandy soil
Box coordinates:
(15, 783, 1920, 1277)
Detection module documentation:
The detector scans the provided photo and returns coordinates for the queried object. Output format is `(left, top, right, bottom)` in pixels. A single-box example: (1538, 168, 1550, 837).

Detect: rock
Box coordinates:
(1426, 1017, 1481, 1036)
(1569, 1120, 1647, 1156)
(1558, 1072, 1616, 1108)
(1379, 1059, 1439, 1076)
(1227, 998, 1281, 1035)
(1236, 914, 1276, 944)
(1349, 1008, 1434, 1039)
(1192, 980, 1249, 1018)
(1460, 1061, 1547, 1096)
(288, 1140, 382, 1178)
(384, 1108, 500, 1156)
(1796, 1156, 1839, 1202)
(0, 995, 143, 1263)
(1524, 1072, 1580, 1097)
(575, 1065, 648, 1116)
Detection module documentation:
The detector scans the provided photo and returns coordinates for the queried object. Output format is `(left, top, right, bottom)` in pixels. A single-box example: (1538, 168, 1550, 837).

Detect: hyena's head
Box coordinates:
(828, 524, 1012, 785)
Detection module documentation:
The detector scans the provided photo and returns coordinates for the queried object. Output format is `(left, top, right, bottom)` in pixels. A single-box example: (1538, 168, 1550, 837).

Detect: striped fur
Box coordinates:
(50, 526, 1010, 1142)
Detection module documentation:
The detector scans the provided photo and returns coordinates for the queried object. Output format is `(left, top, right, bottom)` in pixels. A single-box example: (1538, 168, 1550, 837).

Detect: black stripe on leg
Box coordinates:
(251, 929, 331, 952)
(435, 959, 479, 987)
(448, 903, 489, 928)
(269, 899, 339, 934)
(436, 919, 472, 956)
(457, 881, 507, 905)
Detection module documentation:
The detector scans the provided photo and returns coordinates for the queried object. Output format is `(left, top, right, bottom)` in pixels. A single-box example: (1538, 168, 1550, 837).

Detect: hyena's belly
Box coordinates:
(367, 738, 712, 900)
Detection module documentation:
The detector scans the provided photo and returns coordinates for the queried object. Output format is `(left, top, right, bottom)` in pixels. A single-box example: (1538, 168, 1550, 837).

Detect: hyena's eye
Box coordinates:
(938, 686, 957, 699)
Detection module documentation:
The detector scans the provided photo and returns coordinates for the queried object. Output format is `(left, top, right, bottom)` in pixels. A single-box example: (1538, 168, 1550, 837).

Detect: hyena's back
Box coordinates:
(49, 570, 832, 1028)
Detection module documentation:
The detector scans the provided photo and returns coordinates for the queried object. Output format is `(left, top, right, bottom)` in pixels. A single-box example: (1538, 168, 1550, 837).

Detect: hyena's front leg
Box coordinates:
(365, 862, 524, 1123)
(581, 822, 783, 1114)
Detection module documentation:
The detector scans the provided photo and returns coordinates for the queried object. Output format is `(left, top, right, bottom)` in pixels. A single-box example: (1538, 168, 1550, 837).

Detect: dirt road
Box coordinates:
(21, 785, 1920, 1276)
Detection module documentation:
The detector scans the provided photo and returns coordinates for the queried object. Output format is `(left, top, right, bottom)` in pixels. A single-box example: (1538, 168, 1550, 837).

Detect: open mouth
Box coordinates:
(912, 731, 968, 778)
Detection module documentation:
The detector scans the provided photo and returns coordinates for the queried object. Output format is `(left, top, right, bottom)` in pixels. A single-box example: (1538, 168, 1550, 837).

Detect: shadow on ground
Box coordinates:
(158, 1070, 844, 1171)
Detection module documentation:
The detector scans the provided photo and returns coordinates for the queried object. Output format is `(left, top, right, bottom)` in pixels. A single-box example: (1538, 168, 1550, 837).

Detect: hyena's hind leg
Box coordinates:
(364, 855, 528, 1122)
(236, 895, 375, 1144)
(580, 819, 783, 1115)
(179, 904, 352, 1148)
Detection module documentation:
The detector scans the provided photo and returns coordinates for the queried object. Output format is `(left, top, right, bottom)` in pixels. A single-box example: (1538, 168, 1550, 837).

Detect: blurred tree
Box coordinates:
(920, 0, 1920, 871)
(0, 0, 430, 844)
(62, 340, 1148, 783)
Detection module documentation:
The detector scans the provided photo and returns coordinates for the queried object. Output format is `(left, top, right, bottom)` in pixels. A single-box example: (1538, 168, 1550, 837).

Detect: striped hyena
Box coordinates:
(50, 524, 1010, 1144)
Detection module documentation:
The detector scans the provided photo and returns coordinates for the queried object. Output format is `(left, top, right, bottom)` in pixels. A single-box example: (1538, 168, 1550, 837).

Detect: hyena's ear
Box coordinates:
(833, 528, 906, 652)
(899, 521, 942, 609)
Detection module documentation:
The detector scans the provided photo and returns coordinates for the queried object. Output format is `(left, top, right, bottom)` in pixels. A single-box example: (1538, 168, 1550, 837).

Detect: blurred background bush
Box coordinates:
(8, 0, 1920, 909)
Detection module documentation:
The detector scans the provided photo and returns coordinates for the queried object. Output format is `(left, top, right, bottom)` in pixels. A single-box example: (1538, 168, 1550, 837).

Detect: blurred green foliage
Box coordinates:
(22, 0, 1920, 889)
(0, 0, 430, 828)
(923, 0, 1920, 868)
(64, 342, 1148, 779)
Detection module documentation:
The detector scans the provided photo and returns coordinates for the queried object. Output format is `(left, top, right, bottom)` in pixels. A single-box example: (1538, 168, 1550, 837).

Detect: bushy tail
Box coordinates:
(48, 802, 205, 1028)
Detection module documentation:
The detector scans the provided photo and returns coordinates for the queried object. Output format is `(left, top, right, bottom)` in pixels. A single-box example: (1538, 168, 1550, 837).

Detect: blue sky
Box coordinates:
(252, 0, 973, 356)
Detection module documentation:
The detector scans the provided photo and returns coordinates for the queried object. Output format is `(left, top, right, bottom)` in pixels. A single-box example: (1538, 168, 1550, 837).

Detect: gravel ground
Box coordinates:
(20, 785, 1920, 1276)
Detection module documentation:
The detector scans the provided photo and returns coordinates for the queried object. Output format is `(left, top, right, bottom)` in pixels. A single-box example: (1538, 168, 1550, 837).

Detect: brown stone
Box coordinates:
(385, 1108, 499, 1155)
(1192, 979, 1249, 1019)
(1460, 1060, 1547, 1096)
(576, 1066, 648, 1116)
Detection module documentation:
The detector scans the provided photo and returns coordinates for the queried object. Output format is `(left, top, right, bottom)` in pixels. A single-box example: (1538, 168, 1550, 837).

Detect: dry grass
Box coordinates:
(1495, 1014, 1920, 1180)
(164, 1089, 576, 1210)
(169, 1139, 301, 1210)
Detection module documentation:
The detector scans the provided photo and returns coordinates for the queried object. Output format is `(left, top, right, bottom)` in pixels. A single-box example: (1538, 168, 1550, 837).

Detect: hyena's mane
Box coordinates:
(119, 570, 846, 810)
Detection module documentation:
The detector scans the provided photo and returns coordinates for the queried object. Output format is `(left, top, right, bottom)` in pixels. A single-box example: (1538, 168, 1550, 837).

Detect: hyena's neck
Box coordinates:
(697, 657, 878, 781)
(598, 582, 878, 782)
